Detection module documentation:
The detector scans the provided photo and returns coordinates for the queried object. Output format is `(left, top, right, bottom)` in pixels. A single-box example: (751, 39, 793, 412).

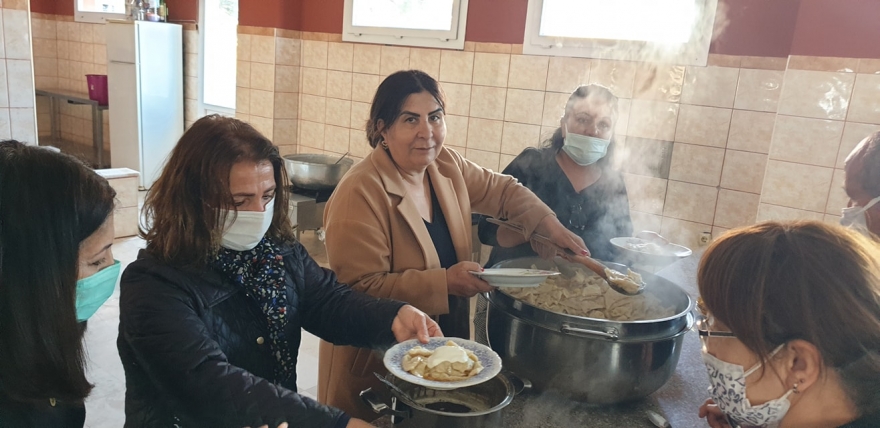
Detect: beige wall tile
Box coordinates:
(760, 160, 833, 212)
(504, 89, 543, 125)
(301, 67, 327, 96)
(235, 88, 250, 114)
(720, 150, 767, 193)
(350, 101, 370, 131)
(250, 62, 276, 92)
(465, 148, 500, 171)
(769, 115, 843, 167)
(659, 217, 713, 251)
(469, 85, 506, 120)
(859, 59, 880, 74)
(33, 57, 56, 78)
(847, 73, 880, 125)
(300, 95, 326, 123)
(472, 52, 510, 87)
(837, 122, 880, 168)
(351, 73, 380, 103)
(275, 37, 300, 66)
(674, 105, 731, 148)
(777, 70, 854, 120)
(31, 18, 56, 40)
(727, 110, 775, 154)
(300, 120, 325, 150)
(589, 60, 636, 98)
(409, 48, 441, 79)
(251, 35, 275, 64)
(546, 57, 590, 94)
(0, 109, 12, 140)
(787, 55, 859, 73)
(825, 168, 848, 214)
(473, 42, 510, 54)
(668, 143, 725, 186)
(508, 55, 549, 91)
(350, 129, 372, 157)
(822, 213, 842, 225)
(442, 82, 471, 116)
(3, 10, 31, 60)
(327, 42, 353, 72)
(663, 180, 718, 224)
(352, 44, 381, 75)
(327, 70, 352, 100)
(615, 98, 631, 136)
(274, 119, 298, 146)
(714, 189, 759, 228)
(756, 203, 825, 222)
(444, 114, 469, 147)
(627, 100, 678, 141)
(541, 91, 568, 127)
(631, 211, 663, 235)
(302, 40, 329, 69)
(439, 51, 474, 84)
(325, 125, 350, 154)
(380, 45, 410, 77)
(10, 108, 36, 144)
(273, 92, 298, 120)
(250, 116, 274, 141)
(707, 54, 741, 68)
(7, 60, 33, 109)
(275, 65, 300, 93)
(249, 89, 274, 119)
(236, 61, 250, 88)
(681, 66, 739, 108)
(183, 75, 198, 101)
(633, 64, 684, 102)
(501, 122, 541, 155)
(325, 98, 351, 128)
(466, 117, 503, 152)
(623, 174, 668, 215)
(734, 69, 784, 113)
(500, 154, 517, 171)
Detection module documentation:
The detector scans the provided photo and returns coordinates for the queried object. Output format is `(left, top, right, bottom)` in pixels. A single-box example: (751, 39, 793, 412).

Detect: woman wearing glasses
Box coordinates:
(696, 221, 880, 428)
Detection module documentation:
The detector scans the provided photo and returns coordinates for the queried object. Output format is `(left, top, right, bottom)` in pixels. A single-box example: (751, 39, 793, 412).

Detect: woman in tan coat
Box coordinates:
(318, 70, 589, 421)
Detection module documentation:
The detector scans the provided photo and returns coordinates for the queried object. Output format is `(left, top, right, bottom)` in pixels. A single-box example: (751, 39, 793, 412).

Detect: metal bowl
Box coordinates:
(282, 154, 354, 191)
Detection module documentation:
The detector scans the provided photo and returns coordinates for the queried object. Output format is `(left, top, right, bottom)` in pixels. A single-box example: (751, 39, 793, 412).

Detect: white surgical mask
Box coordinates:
(840, 195, 880, 237)
(220, 198, 275, 251)
(561, 124, 610, 166)
(701, 344, 793, 428)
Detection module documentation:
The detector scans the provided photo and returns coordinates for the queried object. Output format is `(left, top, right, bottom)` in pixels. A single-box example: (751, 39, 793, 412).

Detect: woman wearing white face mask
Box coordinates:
(696, 221, 880, 428)
(842, 131, 880, 238)
(118, 115, 441, 428)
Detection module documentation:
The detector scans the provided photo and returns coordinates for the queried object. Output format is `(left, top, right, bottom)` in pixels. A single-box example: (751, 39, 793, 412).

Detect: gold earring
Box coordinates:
(380, 139, 389, 150)
(792, 382, 800, 394)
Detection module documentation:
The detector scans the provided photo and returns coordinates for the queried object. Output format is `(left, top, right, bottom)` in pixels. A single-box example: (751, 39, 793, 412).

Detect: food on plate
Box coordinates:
(503, 267, 674, 321)
(604, 267, 644, 294)
(624, 241, 671, 255)
(401, 341, 484, 381)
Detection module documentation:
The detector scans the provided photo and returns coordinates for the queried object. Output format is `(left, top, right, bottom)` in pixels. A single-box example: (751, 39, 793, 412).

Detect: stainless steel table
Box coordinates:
(35, 88, 109, 168)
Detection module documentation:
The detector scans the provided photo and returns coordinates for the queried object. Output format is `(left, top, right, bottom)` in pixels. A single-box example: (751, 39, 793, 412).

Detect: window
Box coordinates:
(523, 0, 718, 66)
(343, 0, 468, 50)
(74, 0, 128, 23)
(200, 0, 238, 114)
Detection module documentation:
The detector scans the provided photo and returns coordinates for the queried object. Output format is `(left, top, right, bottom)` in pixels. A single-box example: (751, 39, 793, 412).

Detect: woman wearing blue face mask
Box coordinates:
(697, 221, 880, 428)
(478, 84, 639, 266)
(0, 140, 119, 427)
(117, 115, 440, 428)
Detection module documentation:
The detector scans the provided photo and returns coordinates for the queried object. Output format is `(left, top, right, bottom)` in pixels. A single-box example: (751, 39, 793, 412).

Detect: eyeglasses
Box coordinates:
(695, 314, 736, 349)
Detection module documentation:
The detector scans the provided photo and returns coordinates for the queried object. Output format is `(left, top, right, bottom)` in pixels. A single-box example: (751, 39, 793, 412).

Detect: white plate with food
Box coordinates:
(383, 337, 502, 390)
(610, 237, 692, 266)
(469, 268, 561, 288)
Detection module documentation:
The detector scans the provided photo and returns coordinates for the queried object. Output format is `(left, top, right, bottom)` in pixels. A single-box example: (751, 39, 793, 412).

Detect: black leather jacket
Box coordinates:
(117, 241, 405, 428)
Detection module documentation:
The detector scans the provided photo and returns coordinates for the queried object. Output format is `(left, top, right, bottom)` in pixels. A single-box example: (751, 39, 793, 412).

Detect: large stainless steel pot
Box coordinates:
(485, 257, 694, 404)
(282, 154, 354, 191)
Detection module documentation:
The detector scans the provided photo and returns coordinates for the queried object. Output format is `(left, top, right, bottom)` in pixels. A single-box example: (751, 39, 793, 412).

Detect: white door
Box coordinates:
(199, 0, 239, 117)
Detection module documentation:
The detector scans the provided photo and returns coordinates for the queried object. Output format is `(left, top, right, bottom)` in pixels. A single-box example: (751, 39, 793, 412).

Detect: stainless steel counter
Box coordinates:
(375, 253, 708, 427)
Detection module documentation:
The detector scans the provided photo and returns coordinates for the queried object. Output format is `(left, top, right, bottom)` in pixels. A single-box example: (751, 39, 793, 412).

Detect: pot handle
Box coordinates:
(359, 388, 411, 419)
(502, 370, 533, 395)
(560, 323, 620, 340)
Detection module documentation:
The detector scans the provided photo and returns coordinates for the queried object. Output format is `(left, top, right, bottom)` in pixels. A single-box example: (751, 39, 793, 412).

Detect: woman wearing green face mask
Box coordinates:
(0, 140, 119, 427)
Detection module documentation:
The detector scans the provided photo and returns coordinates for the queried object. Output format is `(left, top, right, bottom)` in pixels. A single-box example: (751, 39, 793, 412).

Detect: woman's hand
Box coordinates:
(346, 418, 375, 428)
(391, 305, 443, 343)
(698, 399, 732, 428)
(446, 261, 495, 297)
(534, 216, 590, 258)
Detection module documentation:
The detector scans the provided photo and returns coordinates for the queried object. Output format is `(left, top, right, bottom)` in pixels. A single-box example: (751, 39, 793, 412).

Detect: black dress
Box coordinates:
(478, 147, 633, 266)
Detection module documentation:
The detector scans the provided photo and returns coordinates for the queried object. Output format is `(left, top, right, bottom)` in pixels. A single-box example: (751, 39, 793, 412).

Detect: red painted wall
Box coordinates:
(790, 0, 880, 59)
(465, 0, 528, 44)
(166, 0, 199, 22)
(299, 0, 342, 33)
(29, 0, 58, 14)
(709, 0, 800, 57)
(239, 0, 299, 30)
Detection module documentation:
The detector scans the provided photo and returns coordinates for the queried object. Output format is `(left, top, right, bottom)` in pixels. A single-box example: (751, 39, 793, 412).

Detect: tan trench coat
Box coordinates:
(317, 146, 554, 420)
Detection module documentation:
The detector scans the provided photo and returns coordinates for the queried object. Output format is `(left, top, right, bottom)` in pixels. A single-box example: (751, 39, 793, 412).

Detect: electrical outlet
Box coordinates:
(699, 231, 712, 246)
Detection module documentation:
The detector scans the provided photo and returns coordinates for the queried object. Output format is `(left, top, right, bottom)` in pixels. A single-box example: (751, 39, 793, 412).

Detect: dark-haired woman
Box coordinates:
(318, 70, 588, 420)
(117, 115, 440, 428)
(478, 84, 634, 267)
(0, 141, 119, 427)
(697, 221, 880, 428)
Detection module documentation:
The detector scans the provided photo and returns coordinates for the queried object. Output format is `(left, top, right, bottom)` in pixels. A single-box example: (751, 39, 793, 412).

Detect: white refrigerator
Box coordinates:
(106, 20, 184, 189)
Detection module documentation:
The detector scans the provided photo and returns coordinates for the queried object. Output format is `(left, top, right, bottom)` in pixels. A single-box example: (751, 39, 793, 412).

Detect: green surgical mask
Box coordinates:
(76, 260, 120, 322)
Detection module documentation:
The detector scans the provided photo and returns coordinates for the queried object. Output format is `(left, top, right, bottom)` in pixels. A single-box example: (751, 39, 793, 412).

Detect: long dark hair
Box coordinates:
(366, 70, 446, 148)
(699, 221, 880, 414)
(544, 84, 619, 168)
(142, 115, 295, 267)
(0, 140, 116, 404)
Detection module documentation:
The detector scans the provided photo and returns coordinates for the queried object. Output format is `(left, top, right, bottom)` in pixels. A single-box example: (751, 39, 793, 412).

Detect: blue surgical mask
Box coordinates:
(841, 195, 880, 237)
(76, 260, 121, 322)
(561, 125, 611, 166)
